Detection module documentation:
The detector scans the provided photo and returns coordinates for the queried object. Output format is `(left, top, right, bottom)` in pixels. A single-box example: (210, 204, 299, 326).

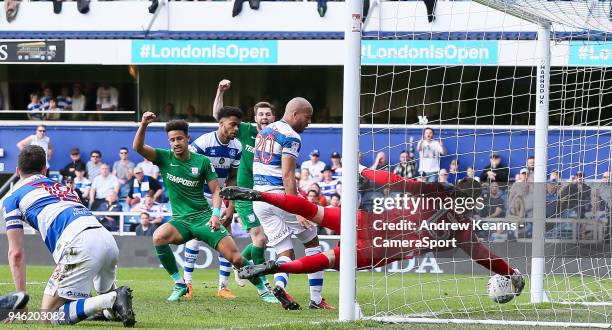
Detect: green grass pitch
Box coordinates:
(0, 266, 609, 329)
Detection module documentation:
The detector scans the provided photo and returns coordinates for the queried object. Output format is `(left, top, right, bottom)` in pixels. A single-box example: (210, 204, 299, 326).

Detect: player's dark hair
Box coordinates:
(423, 127, 434, 135)
(18, 145, 46, 175)
(331, 193, 341, 200)
(254, 101, 276, 115)
(120, 147, 129, 152)
(140, 212, 150, 218)
(90, 150, 101, 157)
(145, 190, 156, 198)
(218, 106, 243, 120)
(165, 119, 189, 135)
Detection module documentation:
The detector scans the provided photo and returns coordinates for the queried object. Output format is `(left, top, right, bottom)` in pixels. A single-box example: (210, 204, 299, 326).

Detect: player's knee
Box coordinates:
(152, 231, 169, 246)
(226, 253, 244, 267)
(303, 237, 319, 248)
(252, 233, 267, 247)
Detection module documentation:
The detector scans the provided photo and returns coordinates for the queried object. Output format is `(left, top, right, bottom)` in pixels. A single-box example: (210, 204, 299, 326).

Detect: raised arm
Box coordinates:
(132, 112, 157, 162)
(16, 136, 32, 151)
(212, 79, 231, 121)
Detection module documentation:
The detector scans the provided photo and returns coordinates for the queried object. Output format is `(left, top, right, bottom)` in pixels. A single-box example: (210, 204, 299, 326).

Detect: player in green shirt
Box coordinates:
(213, 80, 275, 284)
(132, 112, 269, 302)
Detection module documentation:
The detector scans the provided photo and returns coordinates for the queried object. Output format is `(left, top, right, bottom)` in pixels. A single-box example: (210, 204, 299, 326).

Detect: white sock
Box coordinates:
(53, 292, 117, 325)
(183, 239, 200, 284)
(306, 246, 324, 304)
(218, 254, 231, 290)
(274, 255, 292, 288)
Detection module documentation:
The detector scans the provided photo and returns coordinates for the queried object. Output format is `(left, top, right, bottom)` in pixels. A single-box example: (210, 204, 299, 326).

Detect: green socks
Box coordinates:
(155, 244, 181, 281)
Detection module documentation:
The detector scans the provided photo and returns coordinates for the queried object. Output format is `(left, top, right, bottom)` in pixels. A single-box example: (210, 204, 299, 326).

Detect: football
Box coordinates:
(487, 274, 515, 304)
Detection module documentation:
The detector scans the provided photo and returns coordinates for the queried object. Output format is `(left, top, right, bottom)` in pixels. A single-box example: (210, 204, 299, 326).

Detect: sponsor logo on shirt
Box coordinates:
(191, 167, 199, 176)
(166, 173, 198, 187)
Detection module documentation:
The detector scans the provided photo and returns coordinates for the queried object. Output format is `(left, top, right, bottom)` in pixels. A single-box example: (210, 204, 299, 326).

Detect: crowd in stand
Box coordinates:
(26, 83, 118, 121)
(15, 124, 611, 241)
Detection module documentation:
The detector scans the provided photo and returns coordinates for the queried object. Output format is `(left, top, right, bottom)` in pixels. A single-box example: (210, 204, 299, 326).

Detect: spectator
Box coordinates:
(40, 87, 53, 110)
(27, 93, 44, 120)
(549, 169, 560, 183)
(481, 181, 506, 219)
(127, 166, 162, 206)
(65, 177, 83, 204)
(508, 170, 533, 219)
(591, 171, 611, 215)
(308, 183, 328, 207)
(393, 149, 416, 179)
(558, 171, 591, 218)
(45, 98, 61, 121)
(96, 83, 119, 112)
(438, 169, 449, 184)
(73, 164, 91, 206)
(131, 190, 165, 226)
(546, 181, 560, 218)
(95, 190, 122, 232)
(330, 152, 343, 182)
(89, 163, 120, 210)
(112, 147, 135, 198)
(480, 181, 507, 241)
(135, 212, 157, 236)
(370, 151, 388, 171)
(72, 83, 86, 112)
(447, 159, 463, 184)
(466, 166, 479, 182)
(480, 153, 509, 184)
(157, 102, 176, 122)
(136, 158, 160, 179)
(57, 86, 73, 110)
(306, 189, 321, 205)
(181, 104, 201, 123)
(319, 165, 341, 201)
(298, 168, 314, 196)
(16, 125, 52, 168)
(86, 150, 103, 180)
(329, 193, 341, 208)
(60, 147, 86, 179)
(526, 156, 535, 181)
(301, 149, 326, 181)
(417, 127, 446, 182)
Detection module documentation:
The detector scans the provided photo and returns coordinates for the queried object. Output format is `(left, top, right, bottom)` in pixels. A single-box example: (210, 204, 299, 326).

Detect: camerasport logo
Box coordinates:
(0, 40, 65, 62)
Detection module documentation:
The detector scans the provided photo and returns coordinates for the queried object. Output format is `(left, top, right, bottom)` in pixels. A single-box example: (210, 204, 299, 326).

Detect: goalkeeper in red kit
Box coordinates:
(221, 166, 524, 301)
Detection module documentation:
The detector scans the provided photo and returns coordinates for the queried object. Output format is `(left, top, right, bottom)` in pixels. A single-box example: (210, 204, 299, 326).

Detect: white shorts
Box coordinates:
(44, 227, 119, 300)
(253, 199, 318, 253)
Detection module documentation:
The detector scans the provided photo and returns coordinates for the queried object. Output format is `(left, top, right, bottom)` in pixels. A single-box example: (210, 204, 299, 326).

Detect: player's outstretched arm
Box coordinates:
(212, 79, 230, 121)
(7, 229, 26, 293)
(133, 112, 157, 162)
(360, 166, 438, 195)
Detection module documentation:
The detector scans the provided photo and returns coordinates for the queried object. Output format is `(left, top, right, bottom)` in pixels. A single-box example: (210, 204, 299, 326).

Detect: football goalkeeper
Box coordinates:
(224, 166, 524, 302)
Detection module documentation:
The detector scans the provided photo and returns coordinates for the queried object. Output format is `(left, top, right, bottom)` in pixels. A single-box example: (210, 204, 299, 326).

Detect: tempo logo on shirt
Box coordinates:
(132, 40, 278, 64)
(361, 40, 498, 65)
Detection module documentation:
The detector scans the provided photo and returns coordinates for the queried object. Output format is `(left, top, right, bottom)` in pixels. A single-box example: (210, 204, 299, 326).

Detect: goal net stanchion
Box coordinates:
(339, 0, 364, 322)
(340, 0, 612, 327)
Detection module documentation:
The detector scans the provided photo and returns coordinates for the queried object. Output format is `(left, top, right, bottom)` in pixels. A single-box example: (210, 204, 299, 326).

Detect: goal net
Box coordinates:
(351, 0, 612, 327)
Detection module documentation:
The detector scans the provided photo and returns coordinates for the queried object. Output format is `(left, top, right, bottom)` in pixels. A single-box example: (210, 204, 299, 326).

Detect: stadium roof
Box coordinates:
(0, 31, 608, 40)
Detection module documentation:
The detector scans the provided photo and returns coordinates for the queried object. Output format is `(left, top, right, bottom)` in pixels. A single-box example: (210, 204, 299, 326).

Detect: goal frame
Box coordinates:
(339, 0, 611, 327)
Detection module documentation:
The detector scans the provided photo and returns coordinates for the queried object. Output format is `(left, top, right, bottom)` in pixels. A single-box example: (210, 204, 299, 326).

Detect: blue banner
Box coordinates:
(132, 40, 278, 64)
(568, 41, 612, 66)
(361, 40, 498, 65)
